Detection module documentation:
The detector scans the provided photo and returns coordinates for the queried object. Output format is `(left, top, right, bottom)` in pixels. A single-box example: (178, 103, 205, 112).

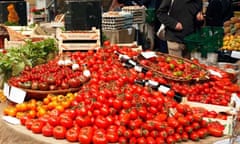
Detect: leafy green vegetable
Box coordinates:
(0, 38, 58, 86)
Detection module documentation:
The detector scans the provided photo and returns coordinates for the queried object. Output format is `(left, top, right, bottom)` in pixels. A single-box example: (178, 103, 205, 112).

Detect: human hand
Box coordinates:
(109, 0, 124, 11)
(175, 22, 183, 31)
(196, 12, 204, 21)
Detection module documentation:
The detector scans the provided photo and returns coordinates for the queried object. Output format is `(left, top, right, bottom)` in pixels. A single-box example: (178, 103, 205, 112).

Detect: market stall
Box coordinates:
(0, 42, 239, 143)
(0, 102, 229, 144)
(0, 1, 240, 144)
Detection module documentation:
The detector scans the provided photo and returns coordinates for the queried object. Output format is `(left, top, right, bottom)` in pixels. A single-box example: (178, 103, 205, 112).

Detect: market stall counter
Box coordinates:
(0, 102, 230, 144)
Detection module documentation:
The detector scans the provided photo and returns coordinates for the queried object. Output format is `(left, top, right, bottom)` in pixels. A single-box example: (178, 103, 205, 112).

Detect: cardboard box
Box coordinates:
(103, 28, 135, 44)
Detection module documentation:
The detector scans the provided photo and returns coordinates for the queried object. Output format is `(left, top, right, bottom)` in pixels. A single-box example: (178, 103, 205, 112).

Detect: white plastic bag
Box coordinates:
(157, 24, 166, 40)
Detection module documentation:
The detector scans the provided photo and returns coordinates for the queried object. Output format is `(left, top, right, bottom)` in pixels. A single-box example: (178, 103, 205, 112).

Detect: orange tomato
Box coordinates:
(27, 109, 37, 118)
(43, 97, 51, 105)
(57, 95, 65, 102)
(16, 103, 28, 112)
(55, 105, 64, 113)
(61, 100, 70, 108)
(7, 108, 17, 117)
(27, 102, 36, 110)
(37, 108, 46, 117)
(16, 112, 26, 119)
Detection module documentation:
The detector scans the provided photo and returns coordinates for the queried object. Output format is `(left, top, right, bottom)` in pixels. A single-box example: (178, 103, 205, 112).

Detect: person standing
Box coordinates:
(156, 0, 204, 58)
(206, 0, 233, 26)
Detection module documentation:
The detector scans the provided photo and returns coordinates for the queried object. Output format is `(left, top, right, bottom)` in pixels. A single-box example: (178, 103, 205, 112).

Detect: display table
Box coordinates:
(0, 102, 229, 144)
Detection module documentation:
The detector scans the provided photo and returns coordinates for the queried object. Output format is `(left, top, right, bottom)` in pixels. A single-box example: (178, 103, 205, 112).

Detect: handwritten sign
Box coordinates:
(8, 86, 26, 104)
(231, 51, 240, 59)
(141, 51, 157, 59)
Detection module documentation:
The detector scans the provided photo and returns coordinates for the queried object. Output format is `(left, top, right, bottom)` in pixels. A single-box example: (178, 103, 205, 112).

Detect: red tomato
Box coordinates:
(93, 130, 107, 144)
(42, 124, 53, 137)
(20, 116, 28, 125)
(137, 137, 147, 144)
(66, 128, 79, 142)
(48, 116, 60, 127)
(75, 115, 92, 127)
(197, 128, 208, 138)
(129, 137, 137, 144)
(25, 119, 35, 130)
(133, 128, 142, 137)
(166, 126, 175, 136)
(166, 135, 176, 144)
(181, 132, 189, 141)
(53, 126, 67, 139)
(208, 126, 223, 137)
(167, 117, 179, 128)
(155, 137, 165, 144)
(173, 133, 182, 142)
(106, 130, 119, 143)
(78, 126, 93, 144)
(95, 115, 109, 129)
(60, 116, 73, 129)
(190, 131, 200, 141)
(31, 120, 44, 134)
(146, 136, 156, 144)
(117, 126, 126, 136)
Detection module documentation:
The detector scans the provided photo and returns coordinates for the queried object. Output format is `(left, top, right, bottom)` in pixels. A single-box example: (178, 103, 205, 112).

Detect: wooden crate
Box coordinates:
(56, 28, 100, 41)
(56, 28, 101, 53)
(59, 42, 100, 52)
(182, 97, 237, 115)
(203, 116, 234, 135)
(4, 39, 25, 49)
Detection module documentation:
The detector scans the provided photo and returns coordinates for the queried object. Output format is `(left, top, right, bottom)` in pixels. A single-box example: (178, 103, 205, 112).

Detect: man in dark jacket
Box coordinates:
(206, 0, 233, 26)
(156, 0, 203, 57)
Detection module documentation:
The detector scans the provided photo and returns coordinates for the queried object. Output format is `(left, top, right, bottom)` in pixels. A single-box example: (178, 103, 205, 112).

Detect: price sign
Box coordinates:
(158, 85, 170, 94)
(8, 86, 26, 104)
(3, 83, 10, 97)
(2, 116, 20, 125)
(231, 51, 240, 59)
(141, 51, 157, 59)
(208, 69, 222, 78)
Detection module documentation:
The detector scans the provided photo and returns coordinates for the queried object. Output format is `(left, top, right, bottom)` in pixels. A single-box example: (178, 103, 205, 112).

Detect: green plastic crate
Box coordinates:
(184, 26, 224, 57)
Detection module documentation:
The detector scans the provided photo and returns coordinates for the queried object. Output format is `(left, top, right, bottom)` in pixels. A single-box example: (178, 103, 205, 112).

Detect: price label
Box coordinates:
(208, 69, 222, 78)
(141, 52, 157, 59)
(147, 80, 159, 87)
(2, 116, 20, 125)
(83, 70, 91, 77)
(134, 65, 143, 72)
(128, 60, 137, 66)
(3, 83, 10, 97)
(8, 86, 26, 104)
(158, 85, 170, 94)
(231, 51, 240, 59)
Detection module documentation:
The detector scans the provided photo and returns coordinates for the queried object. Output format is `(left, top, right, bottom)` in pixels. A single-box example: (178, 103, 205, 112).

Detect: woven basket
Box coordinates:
(23, 88, 80, 100)
(136, 52, 210, 82)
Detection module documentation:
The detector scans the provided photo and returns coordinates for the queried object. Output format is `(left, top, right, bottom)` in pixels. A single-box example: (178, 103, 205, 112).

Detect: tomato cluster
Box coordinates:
(4, 93, 76, 118)
(8, 54, 90, 91)
(139, 54, 208, 81)
(7, 46, 232, 144)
